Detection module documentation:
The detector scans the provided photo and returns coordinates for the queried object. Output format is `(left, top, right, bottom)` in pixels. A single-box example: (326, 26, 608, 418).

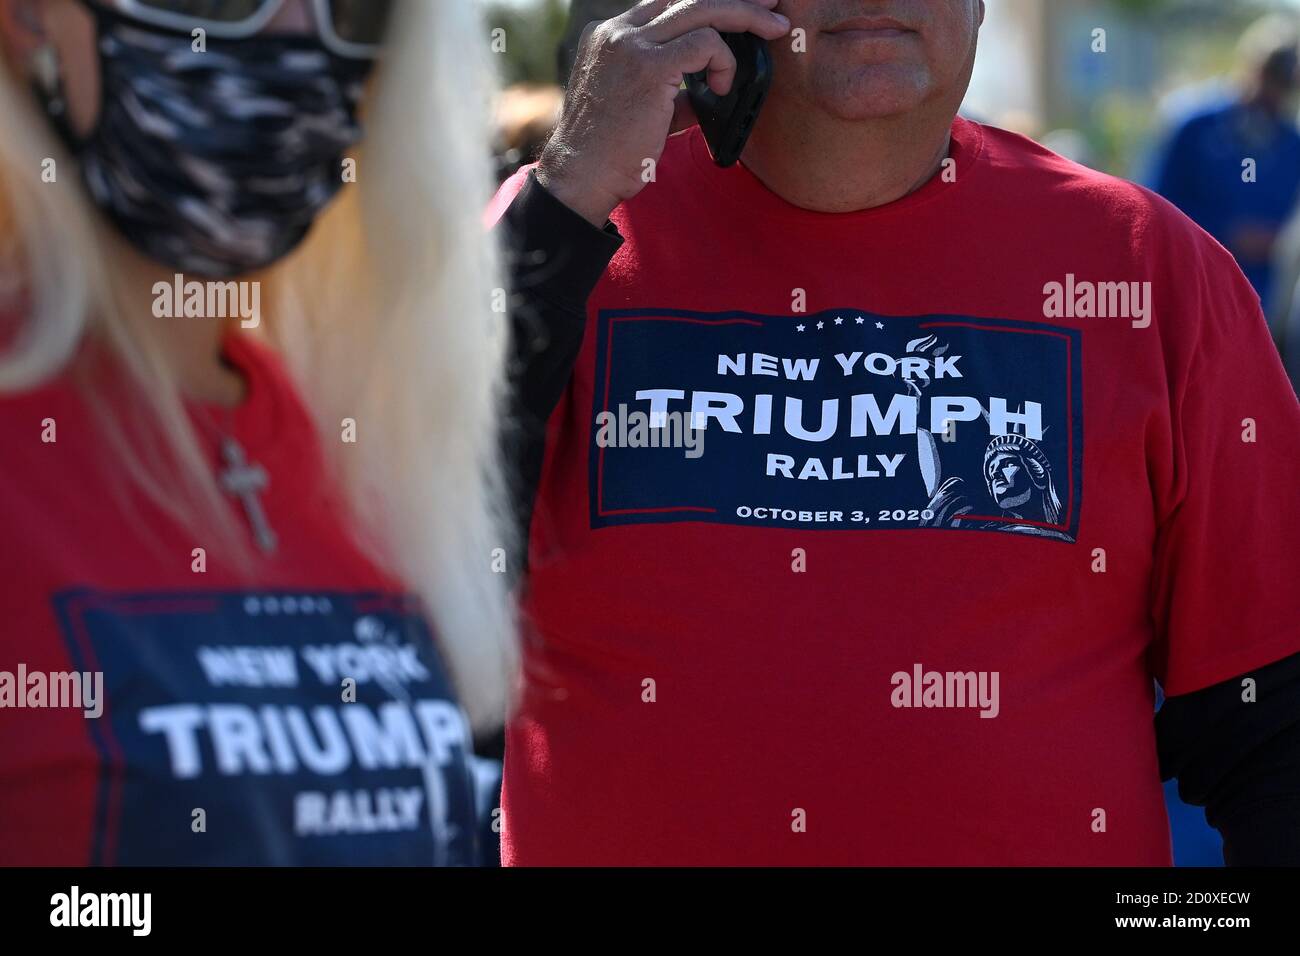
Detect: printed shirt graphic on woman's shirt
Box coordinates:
(52, 589, 475, 866)
(0, 334, 483, 866)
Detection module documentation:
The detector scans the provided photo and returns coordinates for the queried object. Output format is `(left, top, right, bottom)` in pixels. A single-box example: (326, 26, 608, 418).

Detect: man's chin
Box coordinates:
(811, 66, 933, 121)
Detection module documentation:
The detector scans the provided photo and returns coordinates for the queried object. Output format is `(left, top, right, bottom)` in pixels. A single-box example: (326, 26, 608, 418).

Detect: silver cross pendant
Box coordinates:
(218, 437, 278, 554)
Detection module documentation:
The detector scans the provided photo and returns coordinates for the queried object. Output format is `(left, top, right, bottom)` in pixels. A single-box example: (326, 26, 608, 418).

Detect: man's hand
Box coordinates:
(536, 0, 791, 226)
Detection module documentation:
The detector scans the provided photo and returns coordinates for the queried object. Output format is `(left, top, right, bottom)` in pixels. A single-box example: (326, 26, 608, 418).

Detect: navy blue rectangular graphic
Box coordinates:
(53, 590, 479, 866)
(589, 308, 1083, 542)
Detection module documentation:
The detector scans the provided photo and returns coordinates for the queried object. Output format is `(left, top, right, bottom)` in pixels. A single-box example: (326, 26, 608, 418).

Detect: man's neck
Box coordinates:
(740, 97, 956, 214)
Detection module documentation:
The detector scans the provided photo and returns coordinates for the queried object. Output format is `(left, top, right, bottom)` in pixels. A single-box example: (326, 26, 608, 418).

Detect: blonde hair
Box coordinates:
(0, 0, 517, 733)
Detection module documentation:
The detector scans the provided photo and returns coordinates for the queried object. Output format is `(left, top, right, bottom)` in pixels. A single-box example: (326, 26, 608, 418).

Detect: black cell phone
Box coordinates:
(685, 33, 773, 168)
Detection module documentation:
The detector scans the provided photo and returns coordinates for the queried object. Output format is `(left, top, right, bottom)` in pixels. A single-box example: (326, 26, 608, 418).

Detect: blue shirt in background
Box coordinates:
(1150, 100, 1300, 314)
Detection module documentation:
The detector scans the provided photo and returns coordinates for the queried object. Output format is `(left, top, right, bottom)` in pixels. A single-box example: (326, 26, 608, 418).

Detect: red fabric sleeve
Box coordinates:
(1149, 234, 1300, 695)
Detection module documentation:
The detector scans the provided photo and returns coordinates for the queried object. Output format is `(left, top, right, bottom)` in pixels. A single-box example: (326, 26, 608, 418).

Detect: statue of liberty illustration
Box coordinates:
(901, 333, 1072, 542)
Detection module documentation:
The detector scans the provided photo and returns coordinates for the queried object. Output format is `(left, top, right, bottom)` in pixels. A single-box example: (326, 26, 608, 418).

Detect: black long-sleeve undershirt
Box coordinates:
(496, 169, 1300, 865)
(499, 171, 622, 569)
(1157, 652, 1300, 865)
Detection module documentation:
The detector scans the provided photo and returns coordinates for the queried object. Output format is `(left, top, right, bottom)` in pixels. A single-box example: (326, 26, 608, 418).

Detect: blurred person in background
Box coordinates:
(1149, 14, 1300, 317)
(1271, 199, 1300, 386)
(0, 0, 513, 865)
(491, 0, 1300, 865)
(493, 82, 563, 183)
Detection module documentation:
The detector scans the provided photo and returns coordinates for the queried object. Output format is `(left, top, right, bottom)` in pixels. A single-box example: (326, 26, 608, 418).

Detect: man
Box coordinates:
(1150, 15, 1300, 317)
(494, 0, 1300, 864)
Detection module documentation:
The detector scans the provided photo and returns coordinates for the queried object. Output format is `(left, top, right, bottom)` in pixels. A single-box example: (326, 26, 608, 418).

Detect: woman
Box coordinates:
(0, 0, 514, 865)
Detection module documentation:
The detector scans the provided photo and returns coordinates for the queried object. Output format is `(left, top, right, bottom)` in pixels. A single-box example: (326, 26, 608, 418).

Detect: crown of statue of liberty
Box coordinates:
(984, 420, 1052, 473)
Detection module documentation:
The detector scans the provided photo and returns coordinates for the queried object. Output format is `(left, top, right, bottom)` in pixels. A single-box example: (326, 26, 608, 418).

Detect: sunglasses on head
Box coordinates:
(102, 0, 394, 59)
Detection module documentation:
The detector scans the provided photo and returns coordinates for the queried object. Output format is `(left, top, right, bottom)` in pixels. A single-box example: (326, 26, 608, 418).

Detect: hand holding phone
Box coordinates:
(685, 32, 774, 168)
(536, 0, 790, 225)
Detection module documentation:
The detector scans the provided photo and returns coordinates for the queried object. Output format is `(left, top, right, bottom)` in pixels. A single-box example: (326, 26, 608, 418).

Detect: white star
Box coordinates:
(855, 316, 865, 325)
(796, 324, 806, 332)
(816, 321, 825, 329)
(834, 317, 844, 325)
(875, 322, 885, 330)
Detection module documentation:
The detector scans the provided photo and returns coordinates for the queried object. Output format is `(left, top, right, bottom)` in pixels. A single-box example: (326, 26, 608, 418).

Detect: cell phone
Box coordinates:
(685, 32, 773, 168)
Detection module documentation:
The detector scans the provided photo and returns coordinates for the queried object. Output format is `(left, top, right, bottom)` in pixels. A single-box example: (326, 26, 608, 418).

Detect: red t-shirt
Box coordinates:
(0, 333, 482, 865)
(494, 119, 1300, 865)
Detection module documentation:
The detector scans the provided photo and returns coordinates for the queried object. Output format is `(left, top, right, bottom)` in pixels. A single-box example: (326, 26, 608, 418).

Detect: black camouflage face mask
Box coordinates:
(50, 7, 371, 278)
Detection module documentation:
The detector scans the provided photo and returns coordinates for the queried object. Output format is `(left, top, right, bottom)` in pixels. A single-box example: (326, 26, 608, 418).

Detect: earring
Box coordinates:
(31, 44, 67, 119)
